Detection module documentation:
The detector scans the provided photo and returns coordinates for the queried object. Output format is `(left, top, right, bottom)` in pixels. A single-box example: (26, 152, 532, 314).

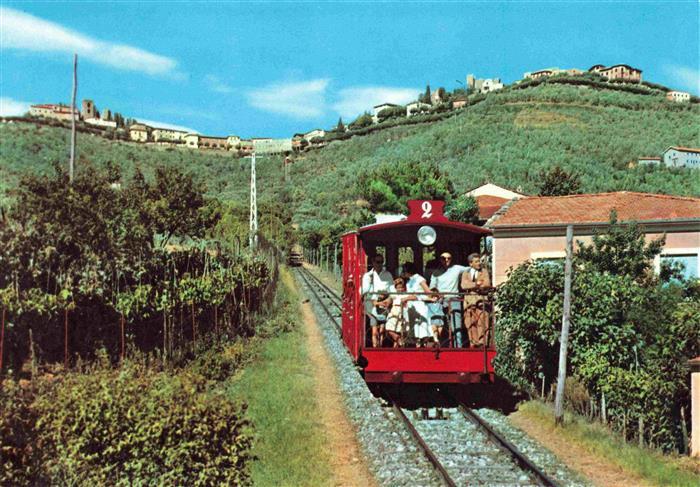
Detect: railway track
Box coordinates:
(296, 265, 562, 487)
(295, 266, 342, 333)
(388, 396, 560, 486)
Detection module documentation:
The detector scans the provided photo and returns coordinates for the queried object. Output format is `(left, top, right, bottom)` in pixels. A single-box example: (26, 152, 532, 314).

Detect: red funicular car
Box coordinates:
(341, 200, 496, 384)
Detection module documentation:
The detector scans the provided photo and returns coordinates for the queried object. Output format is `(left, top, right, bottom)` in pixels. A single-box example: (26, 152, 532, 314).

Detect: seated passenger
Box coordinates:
(375, 277, 409, 347)
(401, 262, 432, 347)
(361, 254, 393, 348)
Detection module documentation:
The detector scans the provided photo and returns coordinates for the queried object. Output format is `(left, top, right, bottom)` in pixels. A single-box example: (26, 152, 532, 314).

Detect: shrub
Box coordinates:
(5, 360, 254, 485)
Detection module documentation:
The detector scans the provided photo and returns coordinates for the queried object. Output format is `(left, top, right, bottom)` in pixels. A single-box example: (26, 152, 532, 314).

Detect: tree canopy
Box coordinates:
(537, 165, 582, 196)
(357, 160, 455, 213)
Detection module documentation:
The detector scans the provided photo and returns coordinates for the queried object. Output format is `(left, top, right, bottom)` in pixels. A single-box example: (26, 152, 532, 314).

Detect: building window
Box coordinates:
(660, 253, 699, 281)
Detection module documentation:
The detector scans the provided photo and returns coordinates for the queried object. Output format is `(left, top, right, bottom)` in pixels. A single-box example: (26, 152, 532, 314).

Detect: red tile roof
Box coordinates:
(667, 146, 700, 154)
(476, 195, 510, 220)
(492, 192, 700, 227)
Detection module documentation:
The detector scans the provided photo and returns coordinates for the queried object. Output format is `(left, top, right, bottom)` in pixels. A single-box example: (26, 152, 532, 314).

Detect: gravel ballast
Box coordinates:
(297, 269, 590, 486)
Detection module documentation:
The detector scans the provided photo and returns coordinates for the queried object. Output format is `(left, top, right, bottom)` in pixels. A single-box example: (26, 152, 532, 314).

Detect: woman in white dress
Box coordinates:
(401, 262, 432, 346)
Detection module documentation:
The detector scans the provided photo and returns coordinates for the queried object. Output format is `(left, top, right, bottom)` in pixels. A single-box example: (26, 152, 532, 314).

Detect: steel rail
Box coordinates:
(457, 404, 560, 487)
(386, 395, 457, 487)
(300, 266, 342, 308)
(296, 267, 342, 334)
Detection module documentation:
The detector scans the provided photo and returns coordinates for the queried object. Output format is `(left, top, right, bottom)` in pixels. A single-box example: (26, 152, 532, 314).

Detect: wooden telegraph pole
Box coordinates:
(69, 53, 78, 183)
(554, 224, 574, 426)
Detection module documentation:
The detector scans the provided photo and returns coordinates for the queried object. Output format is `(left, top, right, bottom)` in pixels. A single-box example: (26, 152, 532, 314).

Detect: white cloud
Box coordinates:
(664, 64, 700, 94)
(0, 97, 32, 116)
(204, 75, 233, 94)
(247, 79, 329, 119)
(136, 118, 198, 133)
(332, 86, 420, 118)
(0, 7, 180, 77)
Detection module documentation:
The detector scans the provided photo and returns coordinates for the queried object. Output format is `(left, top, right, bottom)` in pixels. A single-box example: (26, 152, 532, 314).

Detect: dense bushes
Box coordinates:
(0, 162, 278, 373)
(2, 356, 252, 485)
(494, 218, 700, 452)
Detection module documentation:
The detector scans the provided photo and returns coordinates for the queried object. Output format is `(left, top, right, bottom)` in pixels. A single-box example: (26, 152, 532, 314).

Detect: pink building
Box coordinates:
(488, 192, 700, 285)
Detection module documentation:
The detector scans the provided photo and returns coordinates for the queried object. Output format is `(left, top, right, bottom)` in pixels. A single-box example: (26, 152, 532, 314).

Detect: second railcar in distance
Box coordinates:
(341, 200, 495, 384)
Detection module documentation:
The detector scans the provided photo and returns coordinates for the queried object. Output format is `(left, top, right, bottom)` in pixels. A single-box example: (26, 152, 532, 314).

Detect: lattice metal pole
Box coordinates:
(249, 152, 258, 249)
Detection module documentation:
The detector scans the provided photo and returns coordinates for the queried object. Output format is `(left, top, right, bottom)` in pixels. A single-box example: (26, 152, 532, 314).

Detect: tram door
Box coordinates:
(341, 232, 362, 361)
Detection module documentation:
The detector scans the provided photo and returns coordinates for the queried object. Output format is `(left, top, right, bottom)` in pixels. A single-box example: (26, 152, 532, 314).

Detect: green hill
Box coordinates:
(1, 83, 699, 242)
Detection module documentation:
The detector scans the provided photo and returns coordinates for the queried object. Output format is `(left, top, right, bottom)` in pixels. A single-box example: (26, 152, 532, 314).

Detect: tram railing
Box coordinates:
(361, 290, 495, 352)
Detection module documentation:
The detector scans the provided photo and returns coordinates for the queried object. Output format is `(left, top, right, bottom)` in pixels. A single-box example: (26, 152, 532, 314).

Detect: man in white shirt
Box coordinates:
(361, 254, 394, 347)
(430, 252, 468, 347)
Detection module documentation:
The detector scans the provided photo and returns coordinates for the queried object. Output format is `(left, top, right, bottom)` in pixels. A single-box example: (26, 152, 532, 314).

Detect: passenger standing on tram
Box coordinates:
(429, 252, 468, 347)
(462, 253, 492, 348)
(401, 262, 432, 347)
(361, 254, 393, 348)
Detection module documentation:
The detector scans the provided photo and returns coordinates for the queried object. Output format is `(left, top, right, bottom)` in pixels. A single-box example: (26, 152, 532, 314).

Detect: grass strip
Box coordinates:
(516, 400, 700, 486)
(227, 267, 332, 487)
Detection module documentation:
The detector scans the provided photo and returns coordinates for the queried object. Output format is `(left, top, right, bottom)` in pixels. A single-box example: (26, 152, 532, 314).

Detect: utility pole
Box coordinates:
(555, 224, 574, 426)
(249, 152, 258, 249)
(69, 53, 78, 183)
(284, 156, 290, 182)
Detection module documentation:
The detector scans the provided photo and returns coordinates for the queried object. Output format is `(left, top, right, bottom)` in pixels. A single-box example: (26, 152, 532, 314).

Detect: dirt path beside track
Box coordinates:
(300, 299, 376, 486)
(509, 410, 653, 487)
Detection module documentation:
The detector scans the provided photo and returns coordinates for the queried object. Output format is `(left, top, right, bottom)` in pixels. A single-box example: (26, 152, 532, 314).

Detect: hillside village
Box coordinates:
(12, 62, 699, 167)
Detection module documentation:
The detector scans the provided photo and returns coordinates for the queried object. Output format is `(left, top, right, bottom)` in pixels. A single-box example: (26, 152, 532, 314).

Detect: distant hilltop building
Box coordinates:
(523, 67, 583, 80)
(638, 156, 661, 166)
(667, 91, 690, 103)
(466, 74, 504, 94)
(522, 64, 642, 83)
(29, 98, 116, 128)
(406, 101, 431, 116)
(588, 64, 642, 82)
(304, 129, 325, 140)
(252, 137, 293, 155)
(372, 103, 399, 123)
(663, 146, 700, 169)
(129, 123, 151, 142)
(29, 103, 79, 121)
(153, 127, 187, 143)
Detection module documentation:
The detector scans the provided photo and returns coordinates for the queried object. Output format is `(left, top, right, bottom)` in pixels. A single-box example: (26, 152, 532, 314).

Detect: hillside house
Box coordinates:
(198, 135, 228, 150)
(372, 103, 398, 123)
(29, 104, 79, 121)
(183, 133, 199, 148)
(667, 91, 691, 103)
(523, 67, 583, 80)
(663, 147, 700, 169)
(85, 117, 117, 129)
(129, 123, 151, 142)
(452, 98, 468, 109)
(488, 192, 700, 284)
(252, 137, 293, 155)
(291, 133, 306, 151)
(152, 128, 187, 143)
(466, 74, 504, 94)
(430, 90, 446, 104)
(466, 183, 525, 224)
(638, 156, 661, 165)
(239, 139, 254, 155)
(227, 135, 241, 150)
(304, 129, 325, 141)
(406, 101, 431, 116)
(589, 64, 642, 82)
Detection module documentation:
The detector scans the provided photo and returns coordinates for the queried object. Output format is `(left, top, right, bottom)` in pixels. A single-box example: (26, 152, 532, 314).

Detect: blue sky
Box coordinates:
(1, 1, 698, 138)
